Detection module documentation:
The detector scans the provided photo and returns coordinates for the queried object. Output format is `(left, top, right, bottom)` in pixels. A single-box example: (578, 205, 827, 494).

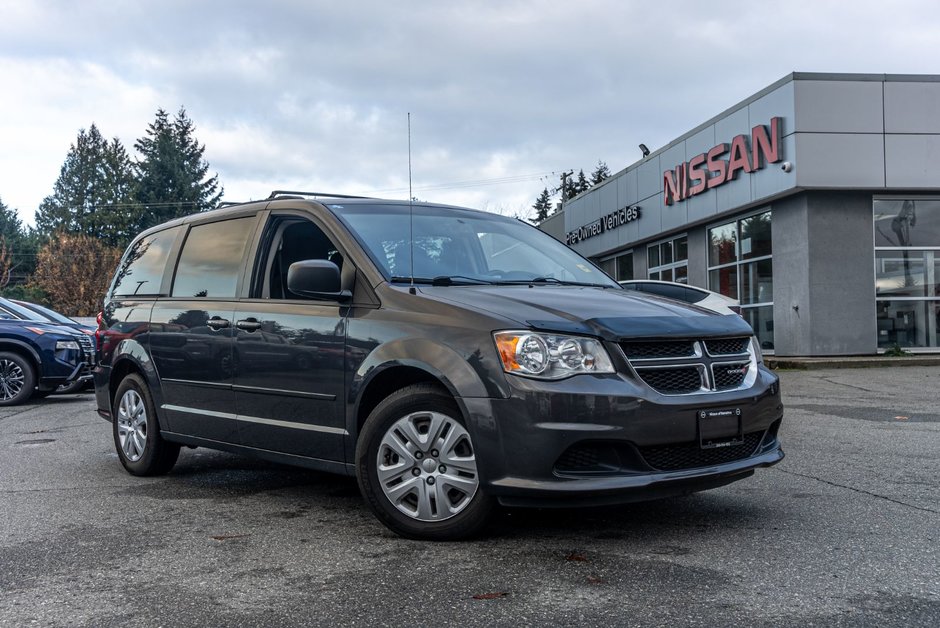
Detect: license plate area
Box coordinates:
(699, 408, 743, 449)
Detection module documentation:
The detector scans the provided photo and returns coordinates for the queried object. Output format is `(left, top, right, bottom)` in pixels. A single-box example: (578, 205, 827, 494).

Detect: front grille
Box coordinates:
(713, 362, 750, 391)
(621, 335, 756, 396)
(704, 337, 749, 356)
(639, 431, 764, 471)
(76, 334, 95, 366)
(620, 340, 695, 360)
(634, 367, 703, 395)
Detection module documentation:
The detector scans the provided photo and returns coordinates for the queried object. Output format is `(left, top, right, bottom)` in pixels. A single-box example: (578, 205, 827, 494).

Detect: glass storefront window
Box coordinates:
(741, 259, 774, 305)
(674, 265, 688, 284)
(874, 199, 940, 248)
(875, 250, 937, 298)
(709, 266, 738, 301)
(617, 254, 633, 281)
(708, 222, 737, 266)
(740, 211, 772, 260)
(708, 209, 774, 350)
(661, 241, 673, 265)
(675, 238, 688, 262)
(648, 235, 687, 284)
(598, 258, 615, 279)
(596, 251, 633, 281)
(876, 300, 940, 349)
(874, 198, 940, 350)
(743, 306, 774, 352)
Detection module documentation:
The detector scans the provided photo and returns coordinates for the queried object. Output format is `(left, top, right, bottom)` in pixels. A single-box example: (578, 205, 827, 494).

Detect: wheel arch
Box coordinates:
(0, 339, 42, 376)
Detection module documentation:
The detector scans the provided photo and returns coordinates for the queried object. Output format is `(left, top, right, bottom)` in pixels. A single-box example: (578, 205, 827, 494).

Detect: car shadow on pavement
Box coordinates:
(119, 447, 781, 541)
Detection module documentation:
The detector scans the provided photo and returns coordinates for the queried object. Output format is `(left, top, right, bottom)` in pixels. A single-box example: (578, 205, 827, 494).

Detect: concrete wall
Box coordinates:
(770, 194, 812, 356)
(805, 192, 878, 355)
(772, 192, 877, 356)
(539, 211, 566, 242)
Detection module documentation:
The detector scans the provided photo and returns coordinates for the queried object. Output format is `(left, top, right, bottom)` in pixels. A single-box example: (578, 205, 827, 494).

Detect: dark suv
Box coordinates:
(95, 192, 783, 540)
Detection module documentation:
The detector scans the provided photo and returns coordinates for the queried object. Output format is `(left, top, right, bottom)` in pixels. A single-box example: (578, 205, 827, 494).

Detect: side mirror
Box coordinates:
(286, 260, 351, 302)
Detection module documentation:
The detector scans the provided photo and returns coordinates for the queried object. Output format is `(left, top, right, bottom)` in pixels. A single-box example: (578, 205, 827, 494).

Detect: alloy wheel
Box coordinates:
(0, 358, 26, 402)
(117, 389, 148, 462)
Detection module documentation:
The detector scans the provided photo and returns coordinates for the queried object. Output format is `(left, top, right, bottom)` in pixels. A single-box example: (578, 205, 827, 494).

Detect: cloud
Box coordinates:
(2, 0, 940, 226)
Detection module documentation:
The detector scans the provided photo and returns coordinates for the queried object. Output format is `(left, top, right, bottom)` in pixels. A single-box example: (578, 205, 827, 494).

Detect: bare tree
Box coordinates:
(31, 233, 123, 316)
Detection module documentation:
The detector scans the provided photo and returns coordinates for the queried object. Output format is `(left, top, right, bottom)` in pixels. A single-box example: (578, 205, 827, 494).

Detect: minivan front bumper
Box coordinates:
(462, 365, 784, 507)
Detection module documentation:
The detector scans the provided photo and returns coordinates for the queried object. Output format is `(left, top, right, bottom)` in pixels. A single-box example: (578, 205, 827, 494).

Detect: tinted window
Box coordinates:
(172, 217, 255, 298)
(112, 227, 181, 296)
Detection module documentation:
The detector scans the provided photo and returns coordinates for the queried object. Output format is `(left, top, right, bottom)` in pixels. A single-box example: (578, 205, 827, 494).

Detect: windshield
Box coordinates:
(13, 300, 77, 325)
(0, 298, 46, 321)
(333, 203, 619, 287)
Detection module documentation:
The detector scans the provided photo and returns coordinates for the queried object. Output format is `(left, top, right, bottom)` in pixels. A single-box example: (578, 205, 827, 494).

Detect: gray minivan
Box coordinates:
(95, 193, 783, 540)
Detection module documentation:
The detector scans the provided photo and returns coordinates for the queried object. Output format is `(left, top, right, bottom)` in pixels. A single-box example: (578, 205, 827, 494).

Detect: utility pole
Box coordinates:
(559, 170, 574, 202)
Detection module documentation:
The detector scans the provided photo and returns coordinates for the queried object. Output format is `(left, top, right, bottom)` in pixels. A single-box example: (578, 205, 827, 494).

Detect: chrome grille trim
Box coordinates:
(76, 334, 96, 366)
(621, 336, 757, 396)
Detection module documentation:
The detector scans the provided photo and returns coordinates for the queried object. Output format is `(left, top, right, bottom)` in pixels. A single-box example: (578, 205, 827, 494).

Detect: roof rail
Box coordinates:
(216, 201, 245, 208)
(267, 190, 376, 200)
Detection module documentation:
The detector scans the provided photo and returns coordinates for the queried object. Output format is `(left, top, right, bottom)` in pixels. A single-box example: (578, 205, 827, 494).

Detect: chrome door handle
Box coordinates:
(206, 317, 230, 329)
(236, 319, 262, 331)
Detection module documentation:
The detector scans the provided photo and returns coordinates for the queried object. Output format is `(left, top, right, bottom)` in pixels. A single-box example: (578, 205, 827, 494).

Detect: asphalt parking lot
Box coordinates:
(1, 367, 938, 627)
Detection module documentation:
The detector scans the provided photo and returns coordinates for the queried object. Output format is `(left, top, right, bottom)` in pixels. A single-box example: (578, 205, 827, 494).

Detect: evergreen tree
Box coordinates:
(575, 169, 590, 194)
(590, 160, 611, 185)
(531, 188, 553, 223)
(34, 124, 137, 248)
(0, 196, 40, 284)
(134, 107, 222, 230)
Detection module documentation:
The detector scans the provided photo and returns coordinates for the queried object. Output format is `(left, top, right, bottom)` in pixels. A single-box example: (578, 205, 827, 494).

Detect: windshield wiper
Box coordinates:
(430, 275, 495, 286)
(390, 275, 434, 284)
(500, 276, 612, 287)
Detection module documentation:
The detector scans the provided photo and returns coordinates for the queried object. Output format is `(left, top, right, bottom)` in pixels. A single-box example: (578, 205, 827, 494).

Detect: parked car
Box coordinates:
(0, 298, 95, 393)
(0, 318, 91, 406)
(618, 280, 742, 316)
(95, 192, 784, 540)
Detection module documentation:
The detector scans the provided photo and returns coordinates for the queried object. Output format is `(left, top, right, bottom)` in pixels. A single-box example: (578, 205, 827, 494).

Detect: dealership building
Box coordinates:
(541, 72, 940, 356)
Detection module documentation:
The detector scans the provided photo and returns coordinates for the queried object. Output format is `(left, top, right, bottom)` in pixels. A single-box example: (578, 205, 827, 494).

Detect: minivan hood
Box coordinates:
(419, 284, 754, 341)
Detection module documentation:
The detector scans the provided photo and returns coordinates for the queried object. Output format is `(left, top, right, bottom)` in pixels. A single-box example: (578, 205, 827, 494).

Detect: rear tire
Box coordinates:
(356, 383, 494, 540)
(112, 374, 180, 476)
(0, 351, 36, 407)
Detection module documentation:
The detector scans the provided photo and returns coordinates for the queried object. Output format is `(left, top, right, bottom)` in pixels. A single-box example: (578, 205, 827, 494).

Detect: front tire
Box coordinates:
(356, 383, 494, 540)
(0, 352, 36, 407)
(112, 374, 180, 476)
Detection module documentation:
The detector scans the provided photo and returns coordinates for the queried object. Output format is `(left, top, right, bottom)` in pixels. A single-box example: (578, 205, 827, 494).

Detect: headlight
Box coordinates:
(494, 331, 614, 380)
(55, 340, 81, 351)
(751, 336, 764, 363)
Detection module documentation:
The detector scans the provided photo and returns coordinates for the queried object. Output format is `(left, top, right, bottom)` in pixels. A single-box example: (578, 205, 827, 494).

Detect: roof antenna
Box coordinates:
(408, 112, 416, 295)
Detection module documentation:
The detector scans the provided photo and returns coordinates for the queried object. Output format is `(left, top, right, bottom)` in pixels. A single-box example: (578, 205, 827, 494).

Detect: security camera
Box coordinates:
(781, 161, 792, 173)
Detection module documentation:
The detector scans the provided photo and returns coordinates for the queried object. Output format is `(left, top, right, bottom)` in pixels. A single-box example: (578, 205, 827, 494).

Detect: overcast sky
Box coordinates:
(2, 0, 940, 227)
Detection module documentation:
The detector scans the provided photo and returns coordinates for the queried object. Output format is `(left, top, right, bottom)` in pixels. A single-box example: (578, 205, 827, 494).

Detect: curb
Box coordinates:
(766, 356, 940, 370)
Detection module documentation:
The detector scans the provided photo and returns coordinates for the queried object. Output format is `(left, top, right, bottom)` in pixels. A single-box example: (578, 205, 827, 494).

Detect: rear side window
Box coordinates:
(112, 227, 181, 297)
(172, 217, 255, 298)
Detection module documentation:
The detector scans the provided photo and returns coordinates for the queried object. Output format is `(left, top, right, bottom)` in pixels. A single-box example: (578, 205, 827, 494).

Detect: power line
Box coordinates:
(363, 171, 566, 195)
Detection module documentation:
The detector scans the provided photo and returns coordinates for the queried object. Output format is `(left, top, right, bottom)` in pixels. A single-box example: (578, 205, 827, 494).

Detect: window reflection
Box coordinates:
(172, 218, 255, 298)
(112, 227, 180, 296)
(873, 198, 940, 349)
(874, 199, 940, 248)
(708, 222, 737, 266)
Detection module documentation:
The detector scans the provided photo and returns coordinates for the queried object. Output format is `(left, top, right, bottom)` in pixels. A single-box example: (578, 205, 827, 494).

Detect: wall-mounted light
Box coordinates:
(639, 144, 650, 158)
